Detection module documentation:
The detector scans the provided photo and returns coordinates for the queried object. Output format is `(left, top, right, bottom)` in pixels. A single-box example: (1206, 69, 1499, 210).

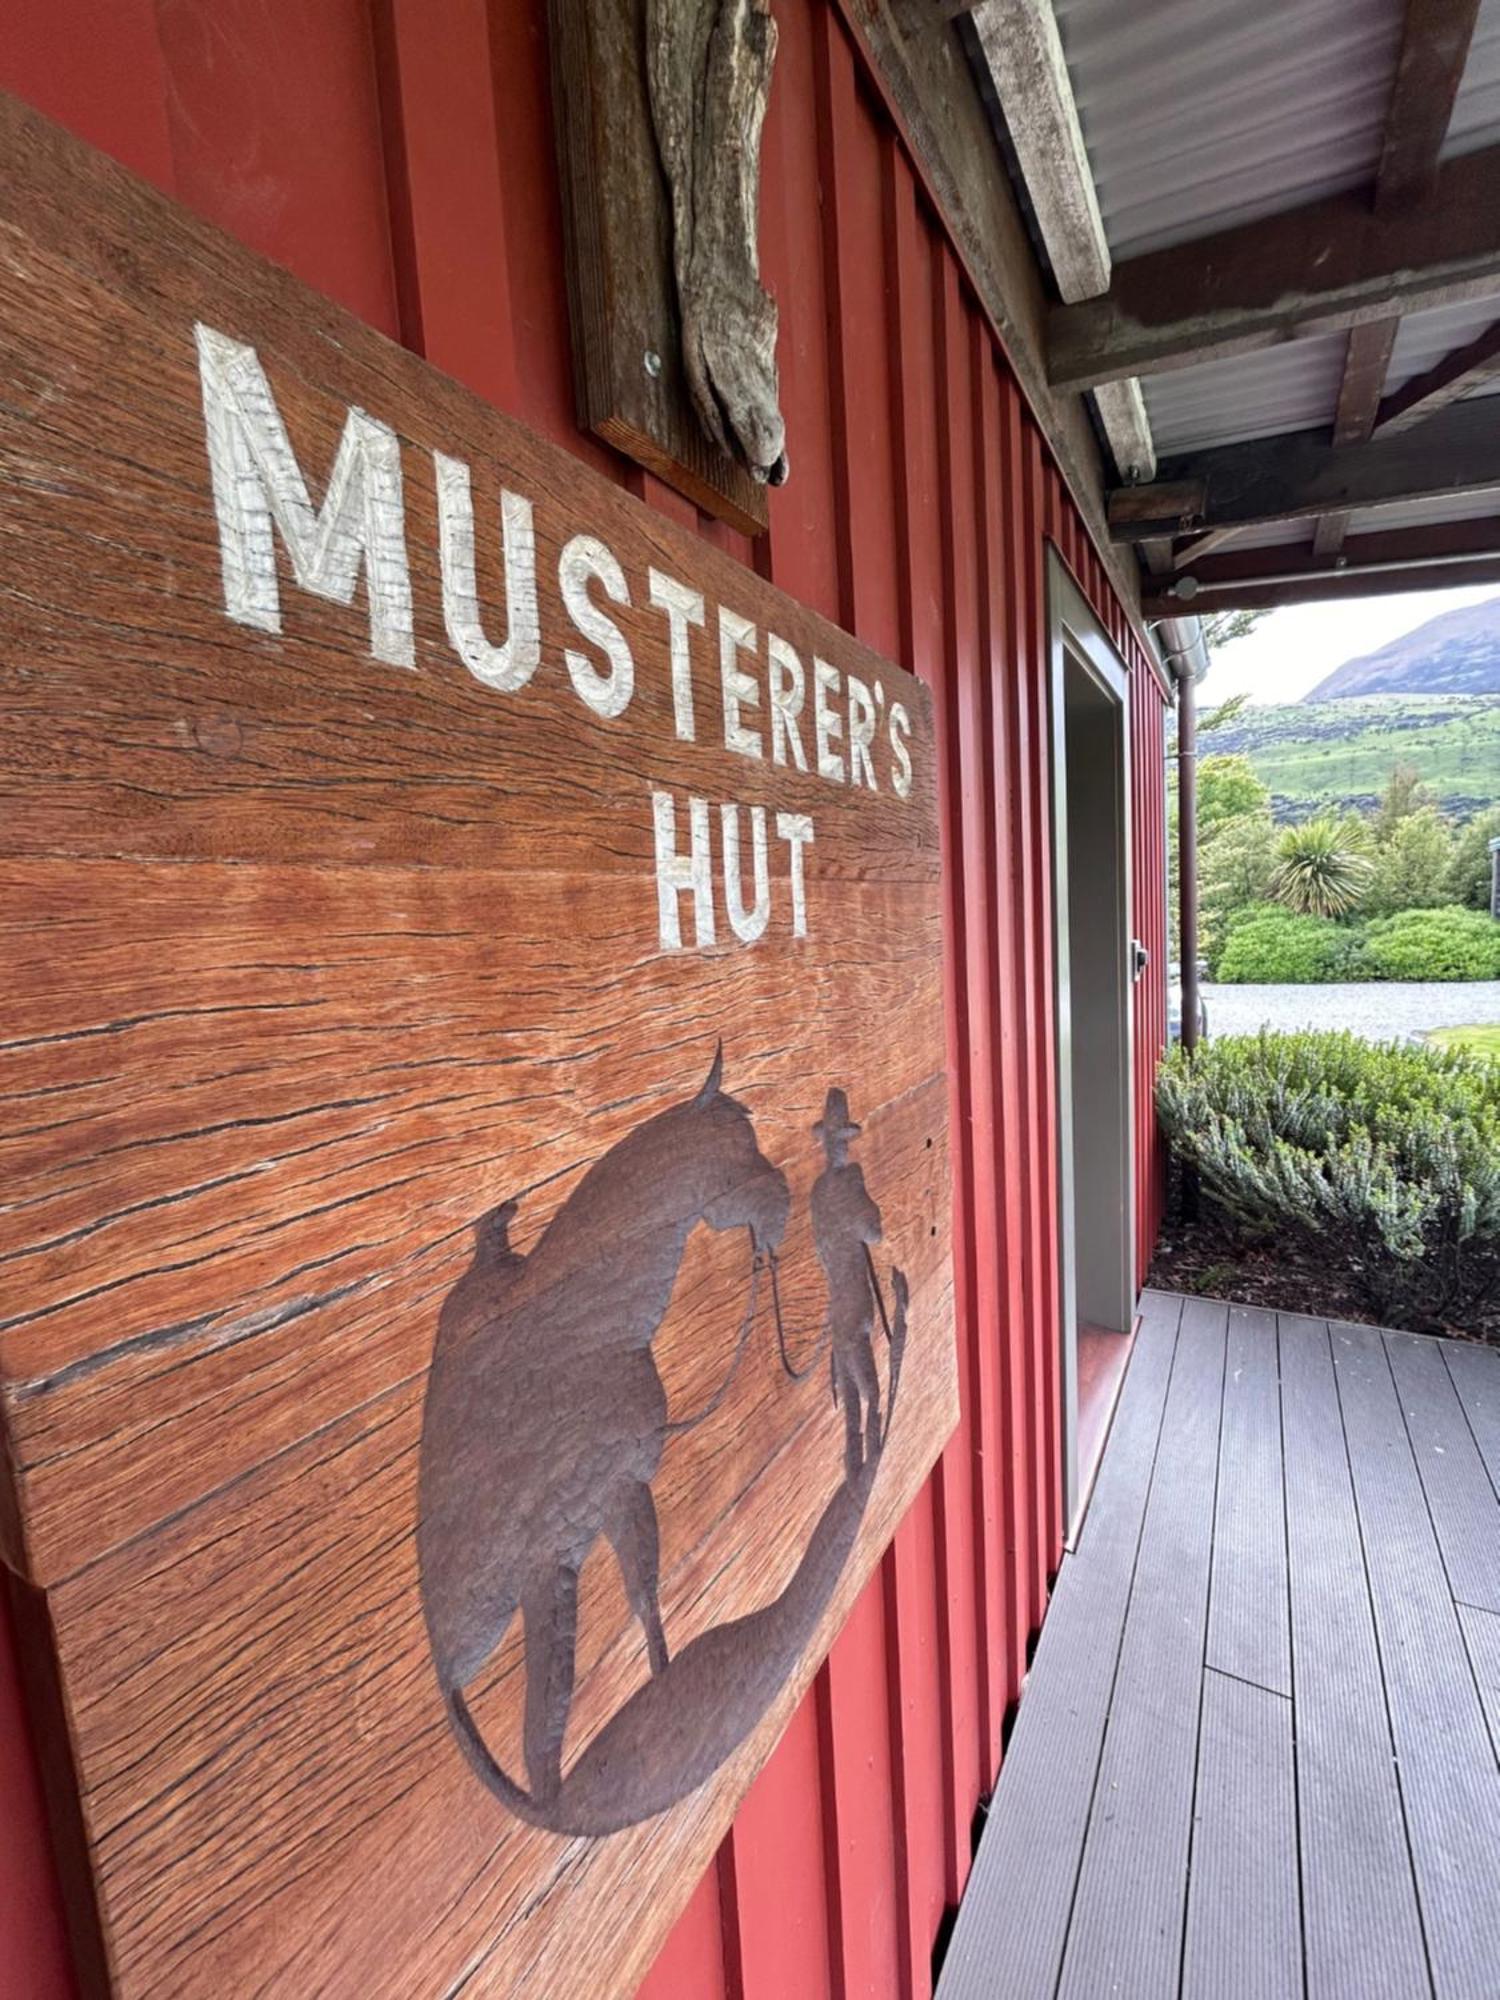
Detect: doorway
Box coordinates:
(1046, 555, 1135, 1538)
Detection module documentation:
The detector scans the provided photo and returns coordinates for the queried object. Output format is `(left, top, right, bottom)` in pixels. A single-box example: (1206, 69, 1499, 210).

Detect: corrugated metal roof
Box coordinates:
(1142, 336, 1348, 455)
(1353, 489, 1500, 532)
(1386, 295, 1500, 400)
(1052, 0, 1403, 259)
(1447, 0, 1500, 156)
(989, 0, 1500, 575)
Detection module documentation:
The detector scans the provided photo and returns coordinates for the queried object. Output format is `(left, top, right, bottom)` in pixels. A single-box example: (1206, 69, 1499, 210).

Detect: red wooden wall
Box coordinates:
(0, 3, 1169, 1995)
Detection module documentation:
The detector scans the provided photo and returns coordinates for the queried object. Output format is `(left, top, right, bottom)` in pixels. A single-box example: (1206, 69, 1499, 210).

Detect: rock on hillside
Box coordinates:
(1310, 595, 1500, 698)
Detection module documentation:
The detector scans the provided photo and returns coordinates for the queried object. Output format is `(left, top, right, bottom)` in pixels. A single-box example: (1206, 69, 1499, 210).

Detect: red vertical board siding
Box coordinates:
(0, 3, 1173, 1996)
(369, 0, 522, 409)
(883, 144, 963, 1996)
(153, 0, 402, 338)
(934, 272, 1010, 1790)
(974, 354, 1029, 1723)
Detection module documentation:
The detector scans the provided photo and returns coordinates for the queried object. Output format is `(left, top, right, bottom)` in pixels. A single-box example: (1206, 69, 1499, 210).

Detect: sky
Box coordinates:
(1200, 583, 1500, 708)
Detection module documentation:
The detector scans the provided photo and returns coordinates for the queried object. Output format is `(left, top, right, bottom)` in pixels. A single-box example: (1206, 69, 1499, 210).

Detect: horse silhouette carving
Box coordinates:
(416, 1051, 907, 1836)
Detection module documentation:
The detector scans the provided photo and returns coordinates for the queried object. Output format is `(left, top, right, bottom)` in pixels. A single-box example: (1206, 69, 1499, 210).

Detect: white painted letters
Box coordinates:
(776, 812, 815, 939)
(560, 535, 635, 718)
(812, 658, 845, 785)
(719, 609, 764, 759)
(889, 702, 913, 799)
(434, 454, 540, 692)
(650, 569, 705, 741)
(847, 674, 878, 792)
(653, 792, 716, 950)
(767, 634, 808, 771)
(195, 323, 413, 667)
(721, 805, 771, 944)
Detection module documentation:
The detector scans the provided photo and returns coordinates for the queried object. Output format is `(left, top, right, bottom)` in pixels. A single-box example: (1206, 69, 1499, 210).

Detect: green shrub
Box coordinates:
(1156, 1030, 1500, 1331)
(1215, 904, 1360, 984)
(1360, 906, 1500, 982)
(1366, 807, 1456, 917)
(1446, 805, 1500, 910)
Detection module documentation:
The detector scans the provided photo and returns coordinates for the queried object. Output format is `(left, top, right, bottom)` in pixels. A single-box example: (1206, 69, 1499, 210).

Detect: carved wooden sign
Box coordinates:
(0, 97, 955, 1998)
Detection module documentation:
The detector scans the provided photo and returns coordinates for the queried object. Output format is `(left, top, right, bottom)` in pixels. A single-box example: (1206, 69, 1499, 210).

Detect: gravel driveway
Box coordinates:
(1201, 981, 1500, 1040)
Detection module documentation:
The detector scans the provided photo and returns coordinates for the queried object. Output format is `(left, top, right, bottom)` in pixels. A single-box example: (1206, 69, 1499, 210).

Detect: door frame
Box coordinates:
(1045, 552, 1135, 1530)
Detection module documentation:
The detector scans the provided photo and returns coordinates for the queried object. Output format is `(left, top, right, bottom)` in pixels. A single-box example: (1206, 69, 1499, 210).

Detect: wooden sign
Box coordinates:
(0, 95, 955, 1999)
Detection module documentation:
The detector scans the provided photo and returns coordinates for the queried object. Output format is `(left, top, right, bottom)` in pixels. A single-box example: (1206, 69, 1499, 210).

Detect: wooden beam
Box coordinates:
(1171, 527, 1240, 571)
(1312, 316, 1400, 556)
(823, 0, 1144, 621)
(1375, 319, 1500, 435)
(1048, 143, 1500, 389)
(1309, 0, 1477, 553)
(1092, 372, 1156, 483)
(969, 1, 1156, 482)
(1143, 514, 1500, 613)
(1109, 396, 1500, 540)
(1376, 0, 1483, 206)
(970, 0, 1108, 303)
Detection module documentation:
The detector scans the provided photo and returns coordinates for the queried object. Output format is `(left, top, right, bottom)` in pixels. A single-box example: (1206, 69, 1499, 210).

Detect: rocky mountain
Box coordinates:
(1309, 595, 1500, 698)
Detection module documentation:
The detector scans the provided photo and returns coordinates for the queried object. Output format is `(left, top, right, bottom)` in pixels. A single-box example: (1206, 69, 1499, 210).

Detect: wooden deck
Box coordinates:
(938, 1291, 1500, 2000)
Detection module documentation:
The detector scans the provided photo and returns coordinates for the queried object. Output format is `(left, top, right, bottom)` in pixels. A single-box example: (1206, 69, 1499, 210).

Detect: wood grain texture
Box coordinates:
(0, 90, 956, 1998)
(547, 0, 772, 534)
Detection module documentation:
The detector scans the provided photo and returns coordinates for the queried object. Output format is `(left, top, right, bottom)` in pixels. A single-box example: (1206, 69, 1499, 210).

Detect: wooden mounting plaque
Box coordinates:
(548, 0, 773, 536)
(0, 93, 956, 1999)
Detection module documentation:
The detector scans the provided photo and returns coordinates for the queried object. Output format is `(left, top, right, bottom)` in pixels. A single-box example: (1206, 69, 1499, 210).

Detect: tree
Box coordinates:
(1200, 691, 1251, 734)
(1199, 813, 1279, 969)
(1446, 805, 1500, 910)
(1197, 753, 1272, 834)
(1201, 609, 1270, 652)
(1270, 817, 1374, 919)
(1366, 806, 1456, 916)
(1373, 761, 1434, 843)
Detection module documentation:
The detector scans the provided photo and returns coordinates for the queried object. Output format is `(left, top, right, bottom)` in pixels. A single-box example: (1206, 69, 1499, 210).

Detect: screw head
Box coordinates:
(643, 349, 663, 379)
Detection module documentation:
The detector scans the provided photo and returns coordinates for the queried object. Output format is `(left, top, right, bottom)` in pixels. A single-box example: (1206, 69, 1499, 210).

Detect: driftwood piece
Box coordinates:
(548, 0, 771, 533)
(646, 0, 788, 487)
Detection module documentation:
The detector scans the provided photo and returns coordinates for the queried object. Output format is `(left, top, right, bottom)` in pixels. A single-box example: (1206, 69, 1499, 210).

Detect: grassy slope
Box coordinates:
(1205, 694, 1500, 819)
(1428, 1025, 1500, 1056)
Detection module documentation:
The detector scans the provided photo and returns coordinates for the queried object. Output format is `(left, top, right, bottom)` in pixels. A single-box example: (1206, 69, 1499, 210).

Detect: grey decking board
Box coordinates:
(1332, 1320, 1500, 2000)
(940, 1298, 1500, 2000)
(1442, 1339, 1500, 1491)
(1386, 1331, 1500, 1614)
(1181, 1669, 1301, 2000)
(1206, 1304, 1291, 1696)
(1054, 1296, 1228, 2000)
(1458, 1604, 1500, 1769)
(935, 1290, 1182, 2000)
(1277, 1313, 1432, 2000)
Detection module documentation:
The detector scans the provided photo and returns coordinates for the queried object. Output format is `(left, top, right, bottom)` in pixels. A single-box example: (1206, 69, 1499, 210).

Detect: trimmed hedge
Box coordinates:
(1156, 1030, 1500, 1332)
(1215, 900, 1500, 984)
(1216, 905, 1357, 984)
(1360, 906, 1500, 982)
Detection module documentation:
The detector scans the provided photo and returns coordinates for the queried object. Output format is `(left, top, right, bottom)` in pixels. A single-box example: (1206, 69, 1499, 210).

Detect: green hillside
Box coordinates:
(1203, 694, 1500, 823)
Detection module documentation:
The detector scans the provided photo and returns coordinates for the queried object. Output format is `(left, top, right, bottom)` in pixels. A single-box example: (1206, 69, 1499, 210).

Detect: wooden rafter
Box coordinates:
(1311, 318, 1400, 557)
(1375, 0, 1484, 207)
(1374, 319, 1500, 436)
(1049, 142, 1500, 390)
(1108, 397, 1500, 542)
(1311, 0, 1480, 557)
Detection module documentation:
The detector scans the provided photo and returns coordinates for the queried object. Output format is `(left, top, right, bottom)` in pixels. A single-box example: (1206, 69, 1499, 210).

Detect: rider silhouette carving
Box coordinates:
(417, 1048, 790, 1809)
(810, 1089, 909, 1483)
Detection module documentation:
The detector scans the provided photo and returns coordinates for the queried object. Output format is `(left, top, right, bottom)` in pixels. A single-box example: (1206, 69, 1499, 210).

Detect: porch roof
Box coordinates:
(937, 1290, 1500, 1999)
(962, 0, 1500, 613)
